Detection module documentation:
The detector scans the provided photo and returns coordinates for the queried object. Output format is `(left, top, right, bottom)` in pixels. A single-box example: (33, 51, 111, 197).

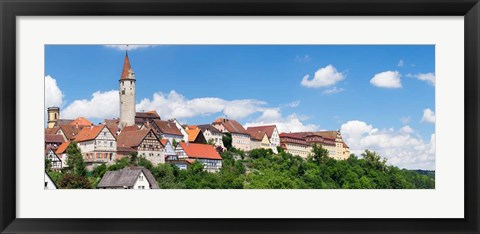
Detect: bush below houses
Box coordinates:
(47, 145, 434, 189)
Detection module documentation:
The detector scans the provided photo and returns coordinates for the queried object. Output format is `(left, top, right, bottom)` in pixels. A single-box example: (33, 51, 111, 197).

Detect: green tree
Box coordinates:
(58, 173, 92, 189)
(66, 142, 87, 176)
(222, 132, 232, 149)
(311, 144, 329, 164)
(207, 138, 216, 145)
(45, 158, 52, 171)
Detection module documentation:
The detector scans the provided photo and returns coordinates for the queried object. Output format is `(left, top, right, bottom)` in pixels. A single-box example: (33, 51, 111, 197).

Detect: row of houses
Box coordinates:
(46, 112, 350, 176)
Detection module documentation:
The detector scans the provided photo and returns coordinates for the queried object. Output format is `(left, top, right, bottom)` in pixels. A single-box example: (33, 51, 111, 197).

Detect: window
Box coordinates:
(139, 175, 144, 181)
(122, 89, 125, 95)
(110, 142, 113, 147)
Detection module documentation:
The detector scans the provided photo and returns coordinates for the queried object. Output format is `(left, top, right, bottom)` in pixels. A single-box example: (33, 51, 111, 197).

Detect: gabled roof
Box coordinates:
(74, 125, 106, 142)
(97, 166, 159, 189)
(152, 120, 183, 136)
(178, 142, 222, 160)
(58, 125, 85, 140)
(104, 119, 120, 135)
(69, 117, 93, 126)
(245, 128, 268, 141)
(45, 134, 65, 143)
(212, 118, 248, 135)
(246, 125, 277, 138)
(343, 142, 349, 148)
(56, 142, 71, 154)
(120, 53, 135, 80)
(117, 129, 153, 148)
(197, 124, 222, 134)
(185, 126, 202, 142)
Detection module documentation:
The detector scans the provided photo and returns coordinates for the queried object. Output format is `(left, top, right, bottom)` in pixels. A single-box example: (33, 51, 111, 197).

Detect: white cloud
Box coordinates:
(301, 64, 345, 88)
(370, 71, 402, 88)
(397, 59, 404, 67)
(421, 108, 436, 123)
(322, 87, 344, 95)
(45, 75, 64, 108)
(104, 45, 155, 51)
(245, 108, 319, 133)
(284, 100, 300, 108)
(400, 116, 411, 125)
(62, 90, 119, 119)
(408, 72, 435, 86)
(136, 90, 266, 120)
(295, 55, 310, 63)
(341, 120, 435, 170)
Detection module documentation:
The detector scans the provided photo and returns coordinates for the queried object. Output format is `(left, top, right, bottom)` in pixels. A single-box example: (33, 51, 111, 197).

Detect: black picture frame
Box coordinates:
(1, 0, 479, 233)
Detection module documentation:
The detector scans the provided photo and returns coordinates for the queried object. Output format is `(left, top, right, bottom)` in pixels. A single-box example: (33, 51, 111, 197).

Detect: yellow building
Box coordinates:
(279, 133, 313, 158)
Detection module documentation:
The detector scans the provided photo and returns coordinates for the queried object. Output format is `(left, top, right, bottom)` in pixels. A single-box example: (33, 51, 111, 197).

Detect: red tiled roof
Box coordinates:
(75, 125, 105, 142)
(246, 128, 267, 141)
(117, 129, 150, 148)
(120, 53, 134, 80)
(152, 120, 183, 136)
(45, 127, 60, 135)
(69, 117, 93, 126)
(135, 111, 160, 119)
(246, 125, 277, 138)
(279, 132, 308, 140)
(104, 119, 120, 135)
(160, 139, 169, 147)
(179, 142, 222, 160)
(59, 125, 85, 141)
(45, 134, 65, 143)
(56, 142, 71, 154)
(212, 118, 248, 135)
(343, 142, 349, 148)
(121, 125, 139, 132)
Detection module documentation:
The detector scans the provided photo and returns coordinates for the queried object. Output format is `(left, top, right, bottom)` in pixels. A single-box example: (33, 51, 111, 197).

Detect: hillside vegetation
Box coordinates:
(48, 143, 434, 189)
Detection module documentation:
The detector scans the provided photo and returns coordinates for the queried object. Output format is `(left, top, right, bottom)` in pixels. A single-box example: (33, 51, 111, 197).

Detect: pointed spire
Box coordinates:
(120, 49, 135, 80)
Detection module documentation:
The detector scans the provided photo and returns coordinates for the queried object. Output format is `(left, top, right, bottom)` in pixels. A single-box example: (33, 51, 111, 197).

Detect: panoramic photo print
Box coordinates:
(44, 45, 435, 189)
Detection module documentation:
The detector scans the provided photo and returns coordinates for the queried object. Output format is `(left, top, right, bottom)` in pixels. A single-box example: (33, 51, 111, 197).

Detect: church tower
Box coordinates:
(47, 107, 60, 128)
(119, 51, 136, 129)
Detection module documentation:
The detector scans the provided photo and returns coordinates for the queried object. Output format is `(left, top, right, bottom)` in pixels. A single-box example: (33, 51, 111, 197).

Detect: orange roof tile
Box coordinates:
(69, 117, 93, 126)
(186, 126, 202, 142)
(74, 125, 105, 142)
(179, 142, 222, 160)
(56, 142, 71, 154)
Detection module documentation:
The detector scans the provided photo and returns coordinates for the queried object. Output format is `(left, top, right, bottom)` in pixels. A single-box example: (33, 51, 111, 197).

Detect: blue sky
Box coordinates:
(45, 45, 435, 169)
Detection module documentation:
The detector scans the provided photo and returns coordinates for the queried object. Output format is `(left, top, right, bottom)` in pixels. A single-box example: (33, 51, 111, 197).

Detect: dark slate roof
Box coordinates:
(97, 166, 159, 189)
(197, 124, 222, 134)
